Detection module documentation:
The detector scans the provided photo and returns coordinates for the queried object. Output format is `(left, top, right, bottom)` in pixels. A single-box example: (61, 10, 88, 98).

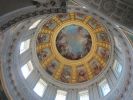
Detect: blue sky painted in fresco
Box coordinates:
(60, 25, 90, 54)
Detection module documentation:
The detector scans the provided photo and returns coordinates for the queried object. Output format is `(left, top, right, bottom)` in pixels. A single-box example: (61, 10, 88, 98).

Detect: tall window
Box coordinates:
(29, 19, 42, 30)
(21, 60, 33, 79)
(33, 79, 47, 97)
(79, 90, 89, 100)
(55, 90, 67, 100)
(98, 79, 111, 96)
(20, 39, 30, 54)
(113, 60, 122, 77)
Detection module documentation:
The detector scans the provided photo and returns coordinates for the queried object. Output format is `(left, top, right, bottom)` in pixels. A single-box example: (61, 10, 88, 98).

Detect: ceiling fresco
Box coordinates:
(36, 12, 112, 84)
(56, 24, 92, 60)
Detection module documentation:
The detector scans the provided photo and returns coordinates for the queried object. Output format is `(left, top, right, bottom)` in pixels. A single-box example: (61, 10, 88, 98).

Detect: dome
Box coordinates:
(36, 12, 112, 84)
(0, 0, 133, 100)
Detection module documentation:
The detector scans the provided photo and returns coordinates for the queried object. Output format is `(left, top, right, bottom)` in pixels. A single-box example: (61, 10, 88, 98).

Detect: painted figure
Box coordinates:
(76, 13, 85, 19)
(45, 20, 56, 30)
(46, 61, 58, 75)
(98, 47, 109, 60)
(77, 65, 88, 82)
(91, 60, 102, 75)
(37, 34, 49, 43)
(37, 49, 48, 61)
(97, 33, 109, 42)
(60, 66, 71, 83)
(37, 48, 51, 61)
(87, 18, 99, 29)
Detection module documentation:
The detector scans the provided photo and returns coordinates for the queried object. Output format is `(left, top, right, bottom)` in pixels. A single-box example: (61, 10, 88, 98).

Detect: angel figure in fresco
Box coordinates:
(46, 62, 56, 75)
(45, 20, 52, 27)
(56, 31, 72, 57)
(56, 32, 67, 54)
(100, 48, 109, 60)
(92, 61, 102, 75)
(88, 18, 99, 29)
(64, 43, 72, 55)
(58, 32, 67, 44)
(45, 20, 56, 30)
(76, 27, 88, 44)
(76, 13, 85, 19)
(98, 33, 109, 42)
(37, 34, 47, 43)
(60, 67, 71, 83)
(37, 50, 48, 61)
(77, 26, 92, 54)
(84, 35, 92, 54)
(77, 66, 88, 82)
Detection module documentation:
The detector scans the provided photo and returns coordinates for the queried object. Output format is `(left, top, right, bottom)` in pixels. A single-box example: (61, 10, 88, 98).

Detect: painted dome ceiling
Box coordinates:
(36, 12, 112, 84)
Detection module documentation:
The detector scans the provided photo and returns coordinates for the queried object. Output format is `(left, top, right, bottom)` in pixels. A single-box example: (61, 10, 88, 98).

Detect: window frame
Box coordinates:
(98, 79, 111, 96)
(33, 78, 47, 97)
(21, 60, 33, 79)
(79, 90, 89, 100)
(55, 90, 67, 100)
(113, 60, 122, 77)
(114, 37, 121, 51)
(20, 39, 30, 54)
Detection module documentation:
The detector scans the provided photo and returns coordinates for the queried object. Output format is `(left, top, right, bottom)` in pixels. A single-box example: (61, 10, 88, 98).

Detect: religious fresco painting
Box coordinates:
(60, 66, 72, 83)
(97, 32, 109, 43)
(87, 18, 100, 29)
(97, 47, 109, 61)
(46, 60, 59, 75)
(76, 12, 85, 20)
(56, 24, 92, 60)
(44, 20, 57, 30)
(90, 59, 102, 75)
(37, 48, 51, 61)
(37, 34, 49, 44)
(77, 65, 88, 82)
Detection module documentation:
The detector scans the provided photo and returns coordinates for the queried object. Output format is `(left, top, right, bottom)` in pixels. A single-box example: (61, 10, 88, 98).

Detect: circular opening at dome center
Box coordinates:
(56, 24, 92, 60)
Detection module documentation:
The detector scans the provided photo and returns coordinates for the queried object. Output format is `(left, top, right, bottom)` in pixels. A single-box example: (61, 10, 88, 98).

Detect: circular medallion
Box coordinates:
(56, 24, 92, 60)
